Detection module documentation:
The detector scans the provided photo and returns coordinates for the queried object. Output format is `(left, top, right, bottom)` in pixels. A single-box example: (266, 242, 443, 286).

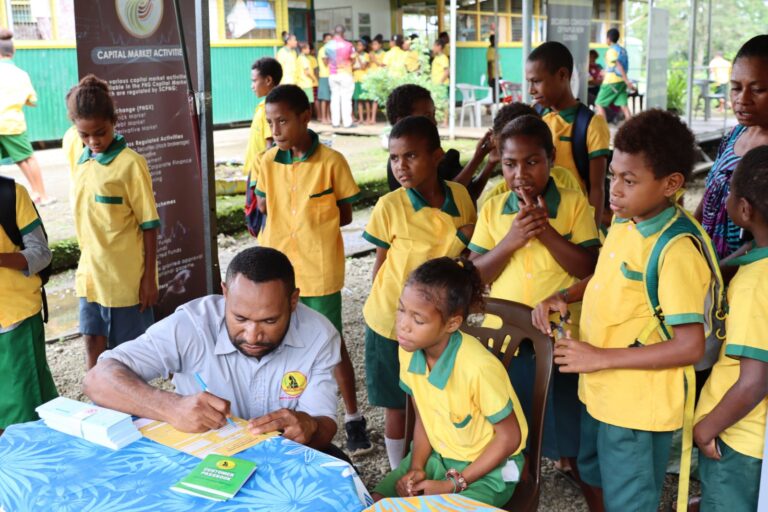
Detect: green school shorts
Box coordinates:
(0, 313, 58, 429)
(299, 291, 342, 335)
(302, 87, 314, 103)
(353, 82, 364, 100)
(0, 131, 34, 163)
(698, 438, 761, 512)
(364, 325, 405, 409)
(374, 449, 522, 507)
(595, 81, 629, 107)
(577, 405, 674, 512)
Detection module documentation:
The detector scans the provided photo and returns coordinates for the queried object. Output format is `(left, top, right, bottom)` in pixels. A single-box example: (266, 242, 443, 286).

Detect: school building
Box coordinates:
(1, 0, 623, 143)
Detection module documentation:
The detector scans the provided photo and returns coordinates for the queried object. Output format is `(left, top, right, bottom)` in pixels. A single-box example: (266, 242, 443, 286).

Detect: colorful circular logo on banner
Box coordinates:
(280, 371, 307, 397)
(116, 0, 163, 39)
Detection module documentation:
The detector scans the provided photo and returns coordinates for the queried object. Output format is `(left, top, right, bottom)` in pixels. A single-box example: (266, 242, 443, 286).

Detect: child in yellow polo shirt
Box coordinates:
(317, 33, 332, 125)
(0, 177, 58, 432)
(371, 257, 526, 507)
(243, 57, 280, 178)
(363, 116, 476, 470)
(526, 42, 610, 227)
(67, 75, 160, 370)
(0, 29, 52, 205)
(542, 110, 710, 511)
(352, 38, 370, 125)
(253, 84, 372, 455)
(297, 42, 316, 106)
(468, 114, 599, 484)
(694, 146, 768, 512)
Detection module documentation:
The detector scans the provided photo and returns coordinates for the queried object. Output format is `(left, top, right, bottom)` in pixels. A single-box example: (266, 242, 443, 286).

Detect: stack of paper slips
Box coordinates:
(35, 397, 141, 450)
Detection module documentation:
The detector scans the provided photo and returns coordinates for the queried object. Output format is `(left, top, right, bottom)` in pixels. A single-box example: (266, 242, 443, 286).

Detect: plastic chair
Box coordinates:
(456, 80, 493, 128)
(402, 298, 554, 512)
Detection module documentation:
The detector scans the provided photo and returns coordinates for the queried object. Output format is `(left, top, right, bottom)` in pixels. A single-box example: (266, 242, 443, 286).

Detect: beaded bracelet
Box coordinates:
(445, 468, 468, 492)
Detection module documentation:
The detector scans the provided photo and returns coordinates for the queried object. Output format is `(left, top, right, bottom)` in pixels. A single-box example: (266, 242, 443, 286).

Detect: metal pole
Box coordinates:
(645, 0, 654, 103)
(685, 0, 698, 126)
(448, 0, 457, 140)
(493, 0, 500, 119)
(195, 0, 221, 293)
(705, 0, 712, 64)
(522, 0, 533, 103)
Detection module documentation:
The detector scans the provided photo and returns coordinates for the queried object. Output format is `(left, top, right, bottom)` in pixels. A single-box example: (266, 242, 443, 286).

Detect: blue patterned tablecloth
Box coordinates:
(364, 494, 504, 511)
(0, 421, 372, 512)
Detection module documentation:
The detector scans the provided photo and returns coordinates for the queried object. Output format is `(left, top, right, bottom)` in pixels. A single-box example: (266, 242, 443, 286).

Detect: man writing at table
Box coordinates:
(83, 247, 343, 457)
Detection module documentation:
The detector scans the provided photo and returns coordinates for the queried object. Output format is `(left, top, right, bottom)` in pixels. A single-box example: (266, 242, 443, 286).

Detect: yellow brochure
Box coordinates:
(134, 417, 278, 458)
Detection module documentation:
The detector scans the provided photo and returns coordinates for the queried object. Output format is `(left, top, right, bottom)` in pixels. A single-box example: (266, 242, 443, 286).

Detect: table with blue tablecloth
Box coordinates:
(364, 494, 504, 511)
(0, 421, 372, 511)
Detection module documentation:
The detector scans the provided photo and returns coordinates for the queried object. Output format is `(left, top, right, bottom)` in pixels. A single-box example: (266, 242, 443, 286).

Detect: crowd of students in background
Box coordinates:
(1, 16, 767, 512)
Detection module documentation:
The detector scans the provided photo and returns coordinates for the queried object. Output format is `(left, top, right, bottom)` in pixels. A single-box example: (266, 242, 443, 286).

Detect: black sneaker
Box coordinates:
(345, 417, 373, 456)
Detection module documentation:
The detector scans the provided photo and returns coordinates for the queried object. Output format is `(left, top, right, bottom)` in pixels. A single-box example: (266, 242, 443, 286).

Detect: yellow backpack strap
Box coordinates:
(677, 365, 696, 512)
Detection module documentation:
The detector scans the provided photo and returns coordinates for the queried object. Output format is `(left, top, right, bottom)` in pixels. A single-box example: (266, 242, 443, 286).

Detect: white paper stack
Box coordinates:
(35, 397, 141, 450)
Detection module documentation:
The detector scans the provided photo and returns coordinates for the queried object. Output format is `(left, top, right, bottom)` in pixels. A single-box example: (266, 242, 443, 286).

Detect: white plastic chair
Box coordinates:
(457, 80, 493, 127)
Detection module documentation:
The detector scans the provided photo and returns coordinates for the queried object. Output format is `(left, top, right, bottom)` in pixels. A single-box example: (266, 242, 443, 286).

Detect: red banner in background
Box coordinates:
(74, 0, 208, 318)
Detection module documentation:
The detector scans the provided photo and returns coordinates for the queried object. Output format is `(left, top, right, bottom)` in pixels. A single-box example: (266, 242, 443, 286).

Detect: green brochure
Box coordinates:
(170, 454, 257, 501)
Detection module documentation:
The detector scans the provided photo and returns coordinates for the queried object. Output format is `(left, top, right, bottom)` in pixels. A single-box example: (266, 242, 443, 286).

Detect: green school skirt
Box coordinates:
(0, 131, 34, 163)
(0, 313, 58, 429)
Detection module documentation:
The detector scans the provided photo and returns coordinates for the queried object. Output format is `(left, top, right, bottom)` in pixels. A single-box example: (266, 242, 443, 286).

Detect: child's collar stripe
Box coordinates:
(77, 134, 127, 165)
(405, 180, 461, 216)
(501, 177, 560, 218)
(273, 129, 320, 164)
(406, 331, 463, 390)
(614, 206, 677, 238)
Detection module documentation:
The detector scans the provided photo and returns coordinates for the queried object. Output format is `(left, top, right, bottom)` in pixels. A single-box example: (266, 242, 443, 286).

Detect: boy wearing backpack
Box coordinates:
(541, 111, 712, 511)
(693, 146, 768, 512)
(595, 28, 634, 122)
(0, 176, 58, 433)
(525, 41, 610, 227)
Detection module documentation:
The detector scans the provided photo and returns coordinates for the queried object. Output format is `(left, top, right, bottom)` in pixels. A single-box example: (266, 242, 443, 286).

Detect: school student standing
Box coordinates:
(539, 111, 711, 511)
(0, 177, 57, 434)
(67, 75, 160, 370)
(252, 84, 372, 455)
(694, 146, 768, 512)
(362, 116, 476, 469)
(243, 57, 280, 178)
(0, 29, 52, 205)
(525, 42, 610, 228)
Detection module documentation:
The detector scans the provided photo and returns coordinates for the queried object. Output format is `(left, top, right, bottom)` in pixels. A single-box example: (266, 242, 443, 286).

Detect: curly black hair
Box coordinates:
(406, 257, 485, 321)
(265, 84, 310, 115)
(252, 57, 283, 85)
(527, 41, 573, 76)
(492, 102, 539, 136)
(612, 109, 695, 181)
(389, 115, 441, 152)
(731, 145, 768, 223)
(498, 114, 555, 159)
(385, 84, 433, 125)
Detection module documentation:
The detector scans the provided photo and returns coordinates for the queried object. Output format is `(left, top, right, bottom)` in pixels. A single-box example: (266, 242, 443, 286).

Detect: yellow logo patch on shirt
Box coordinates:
(281, 371, 307, 397)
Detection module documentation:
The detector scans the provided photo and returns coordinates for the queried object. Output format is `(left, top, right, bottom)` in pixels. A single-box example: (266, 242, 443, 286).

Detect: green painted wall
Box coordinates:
(13, 48, 78, 142)
(14, 46, 276, 142)
(211, 46, 275, 124)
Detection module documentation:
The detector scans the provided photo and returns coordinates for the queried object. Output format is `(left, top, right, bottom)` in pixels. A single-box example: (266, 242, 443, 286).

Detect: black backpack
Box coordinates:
(535, 101, 596, 191)
(0, 176, 52, 322)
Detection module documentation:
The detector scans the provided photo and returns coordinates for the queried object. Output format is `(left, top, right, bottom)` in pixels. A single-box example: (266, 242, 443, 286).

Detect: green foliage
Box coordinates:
(50, 238, 80, 273)
(361, 38, 448, 121)
(666, 68, 687, 112)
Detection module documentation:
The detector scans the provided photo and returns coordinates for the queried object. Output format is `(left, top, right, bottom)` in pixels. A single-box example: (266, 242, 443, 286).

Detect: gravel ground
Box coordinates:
(44, 230, 702, 511)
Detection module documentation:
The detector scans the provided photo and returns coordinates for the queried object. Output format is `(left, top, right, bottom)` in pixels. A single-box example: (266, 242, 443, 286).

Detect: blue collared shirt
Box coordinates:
(100, 296, 341, 420)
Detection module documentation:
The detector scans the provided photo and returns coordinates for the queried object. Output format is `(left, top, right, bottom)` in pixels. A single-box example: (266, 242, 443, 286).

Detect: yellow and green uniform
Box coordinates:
(0, 182, 45, 328)
(694, 246, 768, 511)
(254, 130, 360, 298)
(431, 53, 449, 86)
(478, 165, 585, 209)
(540, 105, 610, 191)
(73, 135, 161, 307)
(603, 46, 625, 85)
(576, 206, 710, 510)
(317, 45, 331, 102)
(362, 181, 476, 340)
(297, 53, 316, 102)
(243, 101, 271, 177)
(469, 179, 599, 332)
(595, 44, 630, 107)
(373, 331, 527, 507)
(383, 46, 408, 78)
(0, 59, 36, 135)
(307, 54, 319, 84)
(0, 59, 37, 163)
(353, 52, 370, 100)
(317, 45, 330, 79)
(469, 178, 599, 460)
(0, 182, 58, 428)
(368, 49, 384, 72)
(405, 50, 420, 72)
(276, 46, 298, 85)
